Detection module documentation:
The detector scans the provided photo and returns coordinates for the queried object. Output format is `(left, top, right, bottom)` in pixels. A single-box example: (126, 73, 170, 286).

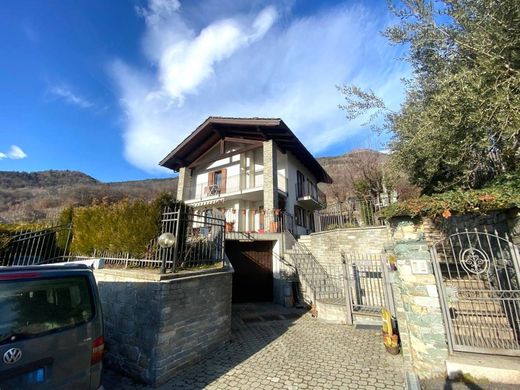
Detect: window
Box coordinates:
(296, 171, 305, 198)
(0, 276, 94, 344)
(207, 169, 227, 195)
(214, 171, 222, 188)
(294, 205, 305, 227)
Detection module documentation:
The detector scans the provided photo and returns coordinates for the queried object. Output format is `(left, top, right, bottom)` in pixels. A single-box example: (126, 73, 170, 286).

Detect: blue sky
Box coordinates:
(0, 0, 408, 182)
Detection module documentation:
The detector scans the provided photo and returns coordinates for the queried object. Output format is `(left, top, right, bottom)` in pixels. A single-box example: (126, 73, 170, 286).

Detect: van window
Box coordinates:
(0, 276, 94, 344)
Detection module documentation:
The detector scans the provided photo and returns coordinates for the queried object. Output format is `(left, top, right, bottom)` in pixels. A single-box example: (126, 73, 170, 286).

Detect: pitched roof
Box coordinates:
(159, 117, 333, 183)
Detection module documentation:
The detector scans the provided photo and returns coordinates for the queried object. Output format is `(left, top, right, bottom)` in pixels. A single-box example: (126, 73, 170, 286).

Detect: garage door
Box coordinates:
(225, 241, 273, 303)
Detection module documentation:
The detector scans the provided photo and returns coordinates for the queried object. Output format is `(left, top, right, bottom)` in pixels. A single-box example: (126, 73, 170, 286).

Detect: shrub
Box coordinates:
(382, 174, 520, 219)
(67, 193, 181, 257)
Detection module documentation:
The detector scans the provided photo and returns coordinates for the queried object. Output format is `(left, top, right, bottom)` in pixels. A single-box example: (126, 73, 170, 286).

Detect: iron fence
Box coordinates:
(0, 224, 72, 266)
(83, 205, 226, 274)
(0, 206, 226, 275)
(314, 199, 384, 232)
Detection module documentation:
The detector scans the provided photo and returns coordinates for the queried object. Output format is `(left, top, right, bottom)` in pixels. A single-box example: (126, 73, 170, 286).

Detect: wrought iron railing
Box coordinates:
(82, 205, 226, 274)
(313, 199, 384, 231)
(285, 233, 344, 302)
(0, 206, 226, 275)
(431, 229, 520, 355)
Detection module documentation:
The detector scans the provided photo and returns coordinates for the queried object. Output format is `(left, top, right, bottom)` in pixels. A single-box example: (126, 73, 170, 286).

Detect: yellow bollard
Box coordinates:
(382, 308, 400, 355)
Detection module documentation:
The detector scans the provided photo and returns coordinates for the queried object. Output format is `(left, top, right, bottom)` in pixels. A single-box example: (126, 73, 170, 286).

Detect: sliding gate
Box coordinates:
(431, 230, 520, 356)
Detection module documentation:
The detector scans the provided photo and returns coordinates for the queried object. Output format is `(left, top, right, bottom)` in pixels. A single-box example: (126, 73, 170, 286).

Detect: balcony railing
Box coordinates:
(224, 209, 295, 235)
(296, 182, 326, 205)
(186, 172, 263, 201)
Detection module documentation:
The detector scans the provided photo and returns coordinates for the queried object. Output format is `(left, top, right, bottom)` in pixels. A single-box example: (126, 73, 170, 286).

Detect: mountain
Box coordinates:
(0, 150, 402, 223)
(0, 170, 178, 223)
(317, 149, 389, 201)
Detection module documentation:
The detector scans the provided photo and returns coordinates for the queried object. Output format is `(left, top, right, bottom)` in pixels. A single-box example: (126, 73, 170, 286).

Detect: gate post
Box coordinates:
(341, 251, 353, 325)
(393, 239, 449, 378)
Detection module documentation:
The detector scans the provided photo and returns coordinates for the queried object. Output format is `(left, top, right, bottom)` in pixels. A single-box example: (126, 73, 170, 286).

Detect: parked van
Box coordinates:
(0, 264, 103, 389)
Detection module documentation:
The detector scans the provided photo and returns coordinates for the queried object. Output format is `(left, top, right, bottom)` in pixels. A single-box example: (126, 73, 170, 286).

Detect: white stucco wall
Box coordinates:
(285, 151, 320, 235)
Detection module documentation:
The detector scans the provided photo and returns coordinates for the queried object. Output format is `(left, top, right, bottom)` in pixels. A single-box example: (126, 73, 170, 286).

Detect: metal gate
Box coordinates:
(342, 252, 395, 323)
(431, 230, 520, 356)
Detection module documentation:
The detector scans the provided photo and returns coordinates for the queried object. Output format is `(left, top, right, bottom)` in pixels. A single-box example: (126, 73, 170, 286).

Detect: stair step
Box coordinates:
(451, 301, 506, 313)
(447, 354, 520, 384)
(453, 324, 517, 340)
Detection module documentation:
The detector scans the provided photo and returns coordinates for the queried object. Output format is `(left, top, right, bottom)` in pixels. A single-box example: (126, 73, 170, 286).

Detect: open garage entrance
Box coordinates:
(225, 241, 274, 303)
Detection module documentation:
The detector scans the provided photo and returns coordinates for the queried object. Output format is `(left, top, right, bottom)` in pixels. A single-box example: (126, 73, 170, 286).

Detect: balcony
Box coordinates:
(186, 172, 264, 203)
(296, 182, 326, 208)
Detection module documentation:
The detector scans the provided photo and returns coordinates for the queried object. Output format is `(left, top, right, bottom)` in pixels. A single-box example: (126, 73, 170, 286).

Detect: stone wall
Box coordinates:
(392, 240, 449, 377)
(305, 226, 391, 266)
(262, 140, 278, 212)
(507, 208, 520, 246)
(390, 207, 520, 246)
(94, 267, 233, 386)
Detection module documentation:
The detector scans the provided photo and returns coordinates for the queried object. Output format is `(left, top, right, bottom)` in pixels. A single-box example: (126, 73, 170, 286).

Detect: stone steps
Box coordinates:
(451, 300, 505, 313)
(452, 322, 518, 341)
(452, 313, 511, 326)
(446, 353, 520, 384)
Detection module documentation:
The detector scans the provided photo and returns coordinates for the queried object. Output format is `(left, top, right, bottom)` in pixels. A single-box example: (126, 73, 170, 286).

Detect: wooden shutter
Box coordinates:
(220, 168, 227, 193)
(207, 171, 215, 194)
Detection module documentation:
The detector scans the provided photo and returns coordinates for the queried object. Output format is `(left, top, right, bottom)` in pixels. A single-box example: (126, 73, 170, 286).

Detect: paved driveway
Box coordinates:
(103, 303, 405, 389)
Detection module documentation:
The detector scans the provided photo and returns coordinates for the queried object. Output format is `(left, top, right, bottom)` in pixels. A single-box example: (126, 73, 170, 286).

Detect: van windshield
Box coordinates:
(0, 276, 94, 344)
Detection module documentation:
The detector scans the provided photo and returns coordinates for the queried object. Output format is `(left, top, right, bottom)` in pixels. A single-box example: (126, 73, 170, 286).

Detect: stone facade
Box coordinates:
(507, 208, 520, 246)
(262, 140, 278, 212)
(390, 208, 520, 246)
(176, 167, 189, 201)
(391, 239, 449, 377)
(94, 267, 233, 386)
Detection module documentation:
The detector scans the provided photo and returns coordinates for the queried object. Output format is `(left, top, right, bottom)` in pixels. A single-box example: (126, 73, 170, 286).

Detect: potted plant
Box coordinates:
(225, 221, 234, 232)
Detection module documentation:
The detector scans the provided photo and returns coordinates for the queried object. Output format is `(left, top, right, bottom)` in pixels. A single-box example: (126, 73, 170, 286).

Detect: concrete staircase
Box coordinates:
(283, 234, 349, 323)
(285, 235, 343, 301)
(445, 278, 520, 349)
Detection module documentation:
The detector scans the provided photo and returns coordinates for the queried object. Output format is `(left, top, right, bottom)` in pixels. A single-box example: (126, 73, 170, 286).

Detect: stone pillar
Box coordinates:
(263, 140, 278, 212)
(393, 239, 449, 378)
(176, 168, 190, 201)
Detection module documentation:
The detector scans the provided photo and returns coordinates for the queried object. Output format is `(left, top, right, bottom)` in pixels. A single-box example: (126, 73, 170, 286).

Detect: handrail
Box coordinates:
(295, 182, 326, 205)
(286, 232, 344, 301)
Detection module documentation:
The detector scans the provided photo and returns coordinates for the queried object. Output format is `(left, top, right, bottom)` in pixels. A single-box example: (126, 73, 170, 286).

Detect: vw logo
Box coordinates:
(3, 348, 22, 364)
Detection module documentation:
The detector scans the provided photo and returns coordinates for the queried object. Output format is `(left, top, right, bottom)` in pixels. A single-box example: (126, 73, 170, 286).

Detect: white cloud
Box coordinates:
(0, 145, 28, 160)
(111, 1, 409, 173)
(49, 85, 94, 109)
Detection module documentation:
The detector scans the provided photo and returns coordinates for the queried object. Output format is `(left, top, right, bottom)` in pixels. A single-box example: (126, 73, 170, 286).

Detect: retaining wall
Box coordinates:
(94, 266, 233, 386)
(305, 226, 391, 265)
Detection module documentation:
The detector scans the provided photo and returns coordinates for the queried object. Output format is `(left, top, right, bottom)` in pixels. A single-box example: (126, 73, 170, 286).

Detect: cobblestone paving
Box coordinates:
(103, 303, 405, 389)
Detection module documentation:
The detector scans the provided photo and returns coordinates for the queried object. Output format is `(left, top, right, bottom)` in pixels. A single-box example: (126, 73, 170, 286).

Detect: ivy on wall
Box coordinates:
(383, 175, 520, 219)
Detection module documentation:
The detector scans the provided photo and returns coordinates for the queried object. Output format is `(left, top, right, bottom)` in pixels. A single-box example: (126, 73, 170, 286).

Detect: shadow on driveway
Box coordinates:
(103, 303, 308, 389)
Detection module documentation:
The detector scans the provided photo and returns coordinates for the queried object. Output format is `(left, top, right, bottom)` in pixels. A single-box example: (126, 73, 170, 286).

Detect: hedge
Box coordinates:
(68, 193, 180, 257)
(382, 174, 520, 219)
